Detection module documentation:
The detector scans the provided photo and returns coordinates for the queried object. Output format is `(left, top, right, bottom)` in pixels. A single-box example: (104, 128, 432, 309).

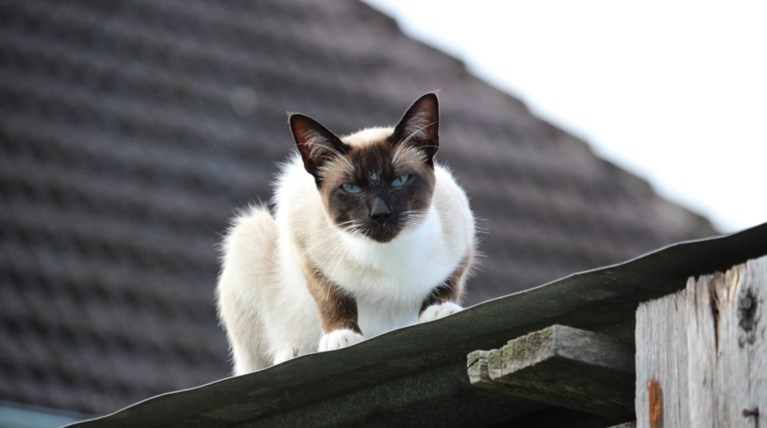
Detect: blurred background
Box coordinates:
(0, 0, 755, 424)
(366, 0, 767, 233)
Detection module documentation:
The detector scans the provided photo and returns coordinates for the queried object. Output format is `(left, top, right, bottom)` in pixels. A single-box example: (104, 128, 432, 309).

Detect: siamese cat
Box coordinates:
(217, 93, 476, 374)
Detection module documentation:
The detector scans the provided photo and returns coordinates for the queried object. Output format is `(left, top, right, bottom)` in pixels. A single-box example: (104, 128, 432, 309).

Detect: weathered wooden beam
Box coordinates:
(468, 324, 635, 419)
(636, 255, 767, 427)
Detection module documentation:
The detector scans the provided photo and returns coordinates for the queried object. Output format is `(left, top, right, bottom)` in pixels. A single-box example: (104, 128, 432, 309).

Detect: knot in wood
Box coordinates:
(738, 288, 759, 347)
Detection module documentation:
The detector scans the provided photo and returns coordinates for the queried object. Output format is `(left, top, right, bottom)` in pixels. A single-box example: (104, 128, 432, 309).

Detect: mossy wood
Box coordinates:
(468, 325, 634, 419)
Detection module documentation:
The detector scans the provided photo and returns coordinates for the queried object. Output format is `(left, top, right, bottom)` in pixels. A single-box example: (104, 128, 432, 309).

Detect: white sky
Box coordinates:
(365, 0, 767, 232)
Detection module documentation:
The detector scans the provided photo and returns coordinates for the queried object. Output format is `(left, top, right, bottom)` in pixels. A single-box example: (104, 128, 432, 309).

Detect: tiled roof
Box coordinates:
(0, 0, 715, 416)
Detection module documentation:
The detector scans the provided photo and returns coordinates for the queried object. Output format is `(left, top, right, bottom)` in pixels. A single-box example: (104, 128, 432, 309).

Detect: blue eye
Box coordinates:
(391, 174, 410, 188)
(341, 183, 362, 194)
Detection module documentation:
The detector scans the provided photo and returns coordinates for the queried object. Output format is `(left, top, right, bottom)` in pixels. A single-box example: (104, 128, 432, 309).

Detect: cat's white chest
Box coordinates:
(329, 207, 457, 305)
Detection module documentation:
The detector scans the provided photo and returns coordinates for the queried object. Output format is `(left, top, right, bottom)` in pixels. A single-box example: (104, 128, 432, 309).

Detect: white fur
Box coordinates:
(419, 301, 463, 322)
(217, 127, 475, 375)
(319, 329, 365, 351)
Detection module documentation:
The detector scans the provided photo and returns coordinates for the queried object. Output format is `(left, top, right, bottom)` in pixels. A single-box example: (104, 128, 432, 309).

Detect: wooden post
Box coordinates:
(636, 256, 766, 427)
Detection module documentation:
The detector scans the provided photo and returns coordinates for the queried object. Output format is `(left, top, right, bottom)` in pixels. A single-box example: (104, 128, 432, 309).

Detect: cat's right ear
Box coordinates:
(289, 114, 349, 183)
(392, 93, 439, 166)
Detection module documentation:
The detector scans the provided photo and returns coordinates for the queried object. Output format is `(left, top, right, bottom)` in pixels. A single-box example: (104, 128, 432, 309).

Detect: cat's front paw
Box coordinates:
(318, 329, 364, 352)
(420, 302, 463, 323)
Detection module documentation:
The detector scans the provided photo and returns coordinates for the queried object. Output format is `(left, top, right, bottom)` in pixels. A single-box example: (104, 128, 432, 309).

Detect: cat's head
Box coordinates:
(290, 93, 439, 243)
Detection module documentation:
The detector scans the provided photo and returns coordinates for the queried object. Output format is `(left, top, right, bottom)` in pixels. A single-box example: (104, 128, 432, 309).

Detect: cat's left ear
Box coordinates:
(290, 114, 349, 184)
(392, 93, 439, 166)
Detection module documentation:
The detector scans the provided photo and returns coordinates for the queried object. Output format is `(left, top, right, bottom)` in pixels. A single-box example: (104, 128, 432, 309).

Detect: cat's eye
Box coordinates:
(391, 174, 410, 188)
(341, 183, 362, 194)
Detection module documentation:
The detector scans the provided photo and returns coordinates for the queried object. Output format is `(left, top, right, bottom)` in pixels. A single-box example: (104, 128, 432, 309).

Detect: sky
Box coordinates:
(364, 0, 767, 232)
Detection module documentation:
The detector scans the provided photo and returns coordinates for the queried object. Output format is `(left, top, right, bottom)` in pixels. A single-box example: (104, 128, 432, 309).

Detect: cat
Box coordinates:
(216, 93, 476, 374)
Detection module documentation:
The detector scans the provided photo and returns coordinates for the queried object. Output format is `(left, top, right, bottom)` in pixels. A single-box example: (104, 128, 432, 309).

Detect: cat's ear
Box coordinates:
(290, 114, 349, 183)
(392, 93, 439, 165)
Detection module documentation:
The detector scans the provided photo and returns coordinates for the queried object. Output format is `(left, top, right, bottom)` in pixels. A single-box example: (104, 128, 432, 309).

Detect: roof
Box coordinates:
(67, 223, 767, 427)
(1, 0, 715, 416)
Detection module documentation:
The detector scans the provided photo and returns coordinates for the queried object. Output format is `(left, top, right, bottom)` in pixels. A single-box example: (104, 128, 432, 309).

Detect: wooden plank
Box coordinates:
(636, 255, 767, 427)
(468, 325, 635, 419)
(635, 289, 690, 427)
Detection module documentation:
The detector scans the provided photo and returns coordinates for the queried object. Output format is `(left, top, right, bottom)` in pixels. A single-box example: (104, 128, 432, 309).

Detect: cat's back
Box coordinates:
(274, 154, 319, 206)
(433, 164, 475, 250)
(272, 155, 324, 230)
(218, 205, 280, 296)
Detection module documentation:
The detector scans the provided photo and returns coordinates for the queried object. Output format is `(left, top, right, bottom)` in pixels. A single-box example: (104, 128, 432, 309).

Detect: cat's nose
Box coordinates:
(369, 196, 391, 223)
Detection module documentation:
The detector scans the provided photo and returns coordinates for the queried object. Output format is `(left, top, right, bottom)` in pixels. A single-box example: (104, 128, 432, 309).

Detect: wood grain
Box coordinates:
(636, 256, 766, 427)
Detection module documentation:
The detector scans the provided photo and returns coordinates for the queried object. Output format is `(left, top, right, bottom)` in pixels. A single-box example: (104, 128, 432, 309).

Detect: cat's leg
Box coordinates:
(253, 251, 324, 365)
(260, 292, 321, 365)
(419, 253, 473, 323)
(219, 292, 271, 375)
(271, 347, 299, 365)
(227, 305, 267, 375)
(253, 267, 323, 365)
(303, 263, 364, 351)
